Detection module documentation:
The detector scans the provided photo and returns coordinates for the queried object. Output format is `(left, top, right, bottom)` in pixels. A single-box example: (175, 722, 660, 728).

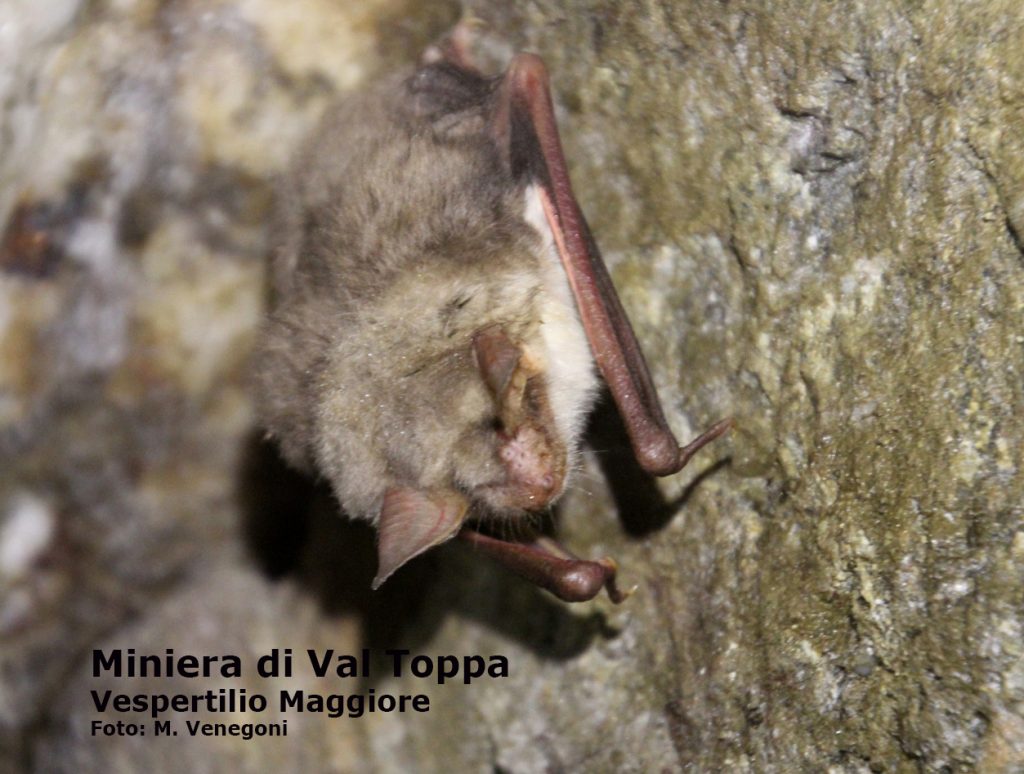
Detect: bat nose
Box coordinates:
(498, 428, 564, 507)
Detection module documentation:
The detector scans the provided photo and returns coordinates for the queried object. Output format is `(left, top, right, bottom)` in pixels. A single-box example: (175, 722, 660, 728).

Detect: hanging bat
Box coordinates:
(254, 38, 732, 604)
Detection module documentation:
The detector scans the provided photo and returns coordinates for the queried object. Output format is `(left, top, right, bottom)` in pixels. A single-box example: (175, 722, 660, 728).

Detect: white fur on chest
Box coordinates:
(522, 185, 600, 448)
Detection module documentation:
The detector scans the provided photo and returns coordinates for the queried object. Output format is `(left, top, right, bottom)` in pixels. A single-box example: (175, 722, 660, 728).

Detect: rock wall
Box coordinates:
(1, 1, 1021, 771)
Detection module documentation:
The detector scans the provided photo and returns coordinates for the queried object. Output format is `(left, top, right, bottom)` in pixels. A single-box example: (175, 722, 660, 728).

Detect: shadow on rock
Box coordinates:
(586, 392, 731, 538)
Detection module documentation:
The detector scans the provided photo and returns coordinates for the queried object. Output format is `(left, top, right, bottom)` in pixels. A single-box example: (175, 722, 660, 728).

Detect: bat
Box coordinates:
(254, 35, 732, 604)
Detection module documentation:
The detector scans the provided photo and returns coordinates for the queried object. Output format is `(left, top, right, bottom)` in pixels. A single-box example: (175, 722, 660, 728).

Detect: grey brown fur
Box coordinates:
(255, 71, 570, 523)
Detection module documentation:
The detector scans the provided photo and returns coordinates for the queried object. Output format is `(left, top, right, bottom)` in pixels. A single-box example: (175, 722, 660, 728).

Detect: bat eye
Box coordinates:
(439, 293, 475, 337)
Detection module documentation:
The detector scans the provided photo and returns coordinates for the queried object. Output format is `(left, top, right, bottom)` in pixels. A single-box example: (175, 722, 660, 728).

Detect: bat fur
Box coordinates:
(255, 73, 598, 525)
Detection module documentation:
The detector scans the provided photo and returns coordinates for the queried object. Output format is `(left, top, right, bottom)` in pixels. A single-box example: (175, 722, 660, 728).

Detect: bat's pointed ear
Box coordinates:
(472, 324, 528, 429)
(472, 325, 521, 397)
(372, 488, 469, 589)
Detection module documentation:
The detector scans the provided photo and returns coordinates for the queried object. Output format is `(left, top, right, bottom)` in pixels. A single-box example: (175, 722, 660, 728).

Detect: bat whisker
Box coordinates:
(563, 482, 595, 499)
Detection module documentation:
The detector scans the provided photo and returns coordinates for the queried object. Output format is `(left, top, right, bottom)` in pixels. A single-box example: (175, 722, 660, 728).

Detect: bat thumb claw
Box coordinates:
(675, 416, 735, 471)
(597, 556, 633, 604)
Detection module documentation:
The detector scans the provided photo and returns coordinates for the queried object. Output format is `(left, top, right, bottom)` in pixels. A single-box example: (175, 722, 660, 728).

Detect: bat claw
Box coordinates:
(597, 557, 634, 604)
(675, 416, 735, 471)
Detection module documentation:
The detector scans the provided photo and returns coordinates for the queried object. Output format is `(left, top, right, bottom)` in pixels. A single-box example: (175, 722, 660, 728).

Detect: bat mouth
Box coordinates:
(474, 480, 561, 513)
(486, 423, 567, 509)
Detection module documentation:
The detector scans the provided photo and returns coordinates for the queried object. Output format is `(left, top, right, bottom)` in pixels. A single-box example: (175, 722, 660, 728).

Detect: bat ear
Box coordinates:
(472, 325, 531, 431)
(472, 325, 520, 396)
(372, 488, 469, 589)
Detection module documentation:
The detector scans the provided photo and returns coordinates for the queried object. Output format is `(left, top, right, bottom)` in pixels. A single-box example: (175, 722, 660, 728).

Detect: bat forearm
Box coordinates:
(458, 528, 632, 604)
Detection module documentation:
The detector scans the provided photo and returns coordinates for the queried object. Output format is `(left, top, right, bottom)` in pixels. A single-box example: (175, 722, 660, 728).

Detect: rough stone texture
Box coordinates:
(1, 0, 1022, 772)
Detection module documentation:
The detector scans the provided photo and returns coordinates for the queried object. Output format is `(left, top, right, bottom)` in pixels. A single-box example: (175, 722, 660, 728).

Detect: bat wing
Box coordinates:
(490, 54, 731, 477)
